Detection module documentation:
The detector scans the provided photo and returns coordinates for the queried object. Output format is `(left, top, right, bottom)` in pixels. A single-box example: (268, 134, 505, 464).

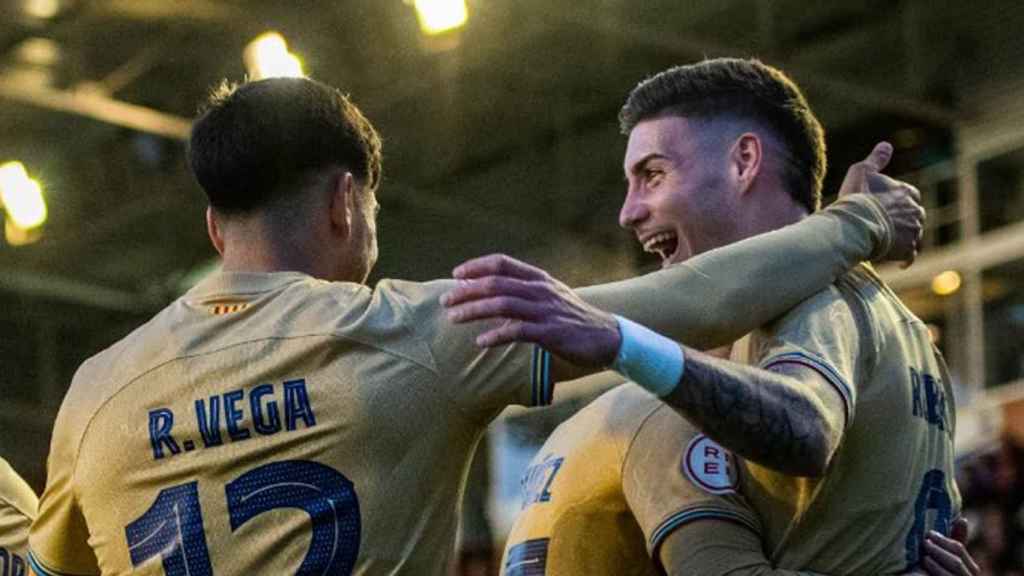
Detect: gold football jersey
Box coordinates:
(29, 273, 547, 576)
(0, 457, 36, 576)
(500, 384, 757, 576)
(733, 265, 960, 574)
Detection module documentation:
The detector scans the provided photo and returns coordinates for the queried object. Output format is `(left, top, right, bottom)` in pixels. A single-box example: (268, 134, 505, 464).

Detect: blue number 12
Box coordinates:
(125, 460, 360, 575)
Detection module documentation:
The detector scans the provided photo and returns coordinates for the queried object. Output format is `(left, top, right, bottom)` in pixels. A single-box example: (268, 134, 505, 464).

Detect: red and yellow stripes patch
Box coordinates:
(211, 303, 249, 315)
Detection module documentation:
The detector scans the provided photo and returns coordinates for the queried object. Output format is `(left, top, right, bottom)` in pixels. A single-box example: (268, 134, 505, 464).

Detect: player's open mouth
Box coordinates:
(642, 231, 679, 265)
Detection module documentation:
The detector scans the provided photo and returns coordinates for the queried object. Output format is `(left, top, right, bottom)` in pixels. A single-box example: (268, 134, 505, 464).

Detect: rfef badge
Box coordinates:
(682, 434, 738, 495)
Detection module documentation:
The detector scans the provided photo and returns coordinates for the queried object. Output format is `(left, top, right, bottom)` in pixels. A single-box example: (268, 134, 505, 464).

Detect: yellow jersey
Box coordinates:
(0, 457, 37, 576)
(500, 384, 757, 576)
(732, 265, 960, 574)
(29, 273, 547, 576)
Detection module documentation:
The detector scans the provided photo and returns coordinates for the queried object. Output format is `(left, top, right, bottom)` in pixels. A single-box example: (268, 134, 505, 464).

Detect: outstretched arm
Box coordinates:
(441, 143, 922, 474)
(443, 143, 921, 373)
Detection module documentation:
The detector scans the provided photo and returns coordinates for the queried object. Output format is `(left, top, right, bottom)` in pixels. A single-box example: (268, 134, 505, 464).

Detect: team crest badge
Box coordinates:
(682, 434, 738, 495)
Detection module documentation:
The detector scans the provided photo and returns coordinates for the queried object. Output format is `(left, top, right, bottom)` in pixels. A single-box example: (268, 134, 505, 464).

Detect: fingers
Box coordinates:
(476, 320, 544, 347)
(906, 182, 922, 203)
(838, 142, 894, 198)
(924, 531, 980, 576)
(442, 275, 540, 307)
(445, 295, 546, 324)
(453, 254, 548, 281)
(862, 141, 894, 173)
(866, 172, 920, 202)
(923, 555, 958, 576)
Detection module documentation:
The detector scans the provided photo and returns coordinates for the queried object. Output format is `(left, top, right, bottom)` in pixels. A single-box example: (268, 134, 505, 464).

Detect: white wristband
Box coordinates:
(610, 315, 685, 397)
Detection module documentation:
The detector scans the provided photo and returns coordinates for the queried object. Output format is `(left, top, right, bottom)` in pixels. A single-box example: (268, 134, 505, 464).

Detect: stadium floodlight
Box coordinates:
(0, 161, 47, 230)
(411, 0, 468, 35)
(4, 218, 40, 246)
(931, 270, 961, 296)
(244, 32, 304, 80)
(24, 0, 60, 19)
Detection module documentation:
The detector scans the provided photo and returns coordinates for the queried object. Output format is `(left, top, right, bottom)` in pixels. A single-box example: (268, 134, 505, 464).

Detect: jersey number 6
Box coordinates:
(124, 460, 360, 575)
(905, 468, 952, 570)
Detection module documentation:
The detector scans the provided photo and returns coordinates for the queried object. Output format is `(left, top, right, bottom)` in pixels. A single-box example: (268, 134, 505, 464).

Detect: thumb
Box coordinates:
(860, 141, 893, 173)
(952, 517, 969, 544)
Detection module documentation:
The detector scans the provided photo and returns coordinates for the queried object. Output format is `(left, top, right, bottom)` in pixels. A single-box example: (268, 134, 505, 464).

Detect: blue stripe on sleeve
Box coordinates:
(531, 346, 553, 407)
(762, 350, 855, 426)
(27, 551, 95, 576)
(649, 507, 760, 553)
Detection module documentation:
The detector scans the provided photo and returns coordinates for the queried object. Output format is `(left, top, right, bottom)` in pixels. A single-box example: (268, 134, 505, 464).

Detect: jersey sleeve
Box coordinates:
(755, 286, 863, 429)
(622, 406, 762, 564)
(0, 459, 36, 574)
(381, 279, 552, 421)
(659, 517, 827, 576)
(28, 398, 100, 576)
(576, 193, 892, 352)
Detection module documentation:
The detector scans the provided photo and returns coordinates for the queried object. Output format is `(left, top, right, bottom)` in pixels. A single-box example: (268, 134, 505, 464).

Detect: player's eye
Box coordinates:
(644, 168, 664, 186)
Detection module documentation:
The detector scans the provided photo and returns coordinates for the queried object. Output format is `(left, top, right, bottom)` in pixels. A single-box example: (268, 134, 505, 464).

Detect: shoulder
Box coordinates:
(770, 283, 851, 329)
(596, 383, 666, 434)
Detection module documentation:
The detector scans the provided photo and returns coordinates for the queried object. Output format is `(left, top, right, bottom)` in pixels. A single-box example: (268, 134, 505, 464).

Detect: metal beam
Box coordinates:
(877, 218, 1024, 289)
(0, 268, 156, 312)
(0, 77, 190, 140)
(555, 5, 958, 126)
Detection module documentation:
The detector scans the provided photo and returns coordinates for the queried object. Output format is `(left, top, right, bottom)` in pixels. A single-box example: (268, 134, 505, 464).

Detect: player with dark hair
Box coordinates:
(446, 58, 965, 575)
(29, 75, 923, 575)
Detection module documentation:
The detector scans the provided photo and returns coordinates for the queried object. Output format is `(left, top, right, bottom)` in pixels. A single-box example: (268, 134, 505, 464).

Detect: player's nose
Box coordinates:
(619, 194, 649, 229)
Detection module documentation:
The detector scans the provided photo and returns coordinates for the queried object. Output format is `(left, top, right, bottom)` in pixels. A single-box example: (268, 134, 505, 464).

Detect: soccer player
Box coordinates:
(29, 77, 920, 576)
(444, 59, 961, 574)
(0, 456, 37, 576)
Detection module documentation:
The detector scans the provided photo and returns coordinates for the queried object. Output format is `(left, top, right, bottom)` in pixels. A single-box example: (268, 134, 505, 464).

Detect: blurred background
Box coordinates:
(0, 0, 1022, 573)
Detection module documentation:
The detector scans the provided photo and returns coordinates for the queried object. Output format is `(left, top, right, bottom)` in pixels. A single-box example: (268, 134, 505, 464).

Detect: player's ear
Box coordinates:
(730, 132, 762, 196)
(206, 206, 225, 256)
(328, 171, 355, 239)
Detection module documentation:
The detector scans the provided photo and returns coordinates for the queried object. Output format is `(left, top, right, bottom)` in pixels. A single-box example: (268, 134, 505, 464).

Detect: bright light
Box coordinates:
(244, 32, 304, 80)
(5, 219, 40, 246)
(0, 161, 48, 230)
(24, 0, 60, 19)
(931, 270, 962, 296)
(15, 37, 61, 67)
(412, 0, 468, 35)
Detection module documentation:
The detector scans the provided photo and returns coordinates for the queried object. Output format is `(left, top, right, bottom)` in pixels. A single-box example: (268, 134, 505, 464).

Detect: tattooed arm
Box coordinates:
(661, 349, 846, 477)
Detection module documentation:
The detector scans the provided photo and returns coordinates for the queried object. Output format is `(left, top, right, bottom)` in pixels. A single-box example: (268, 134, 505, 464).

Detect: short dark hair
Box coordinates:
(188, 77, 383, 214)
(619, 58, 826, 212)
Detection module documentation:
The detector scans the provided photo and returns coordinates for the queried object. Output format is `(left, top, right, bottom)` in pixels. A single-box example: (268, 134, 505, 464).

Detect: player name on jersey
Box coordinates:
(148, 378, 317, 460)
(521, 454, 564, 510)
(909, 367, 950, 434)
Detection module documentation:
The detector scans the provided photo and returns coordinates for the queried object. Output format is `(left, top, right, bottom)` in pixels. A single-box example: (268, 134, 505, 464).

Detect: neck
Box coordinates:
(218, 216, 343, 280)
(738, 186, 809, 240)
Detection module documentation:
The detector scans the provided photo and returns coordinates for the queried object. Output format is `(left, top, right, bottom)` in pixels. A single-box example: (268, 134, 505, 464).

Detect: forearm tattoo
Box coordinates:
(662, 350, 834, 476)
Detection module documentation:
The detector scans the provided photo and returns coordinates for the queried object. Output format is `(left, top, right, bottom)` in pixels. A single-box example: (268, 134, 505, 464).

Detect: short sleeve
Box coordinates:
(28, 401, 100, 576)
(755, 286, 862, 428)
(380, 279, 551, 421)
(622, 406, 761, 562)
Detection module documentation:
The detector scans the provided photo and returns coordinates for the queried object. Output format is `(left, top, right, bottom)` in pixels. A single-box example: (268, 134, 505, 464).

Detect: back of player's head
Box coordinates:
(619, 58, 826, 212)
(188, 77, 383, 215)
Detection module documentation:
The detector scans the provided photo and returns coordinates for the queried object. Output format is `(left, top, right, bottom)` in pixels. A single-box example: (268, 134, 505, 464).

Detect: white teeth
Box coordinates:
(642, 232, 676, 254)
